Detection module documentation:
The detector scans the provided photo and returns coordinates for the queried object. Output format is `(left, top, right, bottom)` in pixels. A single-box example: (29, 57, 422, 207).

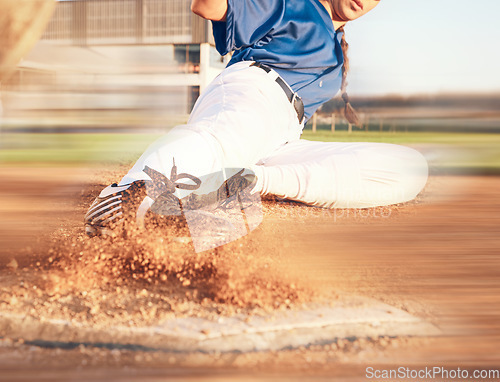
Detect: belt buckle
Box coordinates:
(291, 93, 305, 124)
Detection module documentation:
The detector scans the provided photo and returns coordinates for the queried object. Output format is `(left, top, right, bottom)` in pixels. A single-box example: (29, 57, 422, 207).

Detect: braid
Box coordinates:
(338, 26, 360, 125)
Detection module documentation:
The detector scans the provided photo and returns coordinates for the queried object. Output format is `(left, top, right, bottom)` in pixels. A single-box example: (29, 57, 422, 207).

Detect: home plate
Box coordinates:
(0, 295, 440, 353)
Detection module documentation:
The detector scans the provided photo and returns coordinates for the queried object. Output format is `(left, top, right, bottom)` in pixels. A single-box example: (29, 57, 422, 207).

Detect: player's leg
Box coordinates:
(119, 61, 300, 190)
(251, 140, 428, 208)
(85, 62, 301, 235)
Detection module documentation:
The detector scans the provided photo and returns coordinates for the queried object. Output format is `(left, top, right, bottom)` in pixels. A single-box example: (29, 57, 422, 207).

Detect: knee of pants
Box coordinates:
(334, 144, 428, 208)
(361, 144, 428, 205)
(404, 147, 429, 198)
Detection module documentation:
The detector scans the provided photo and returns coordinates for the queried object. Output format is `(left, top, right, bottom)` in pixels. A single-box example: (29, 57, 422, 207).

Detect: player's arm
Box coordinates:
(191, 0, 228, 21)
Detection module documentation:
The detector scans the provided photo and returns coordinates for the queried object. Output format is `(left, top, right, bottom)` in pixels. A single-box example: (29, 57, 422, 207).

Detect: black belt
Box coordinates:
(250, 62, 305, 124)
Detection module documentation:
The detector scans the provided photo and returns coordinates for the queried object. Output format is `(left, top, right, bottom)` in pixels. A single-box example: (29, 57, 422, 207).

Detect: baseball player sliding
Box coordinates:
(85, 0, 428, 241)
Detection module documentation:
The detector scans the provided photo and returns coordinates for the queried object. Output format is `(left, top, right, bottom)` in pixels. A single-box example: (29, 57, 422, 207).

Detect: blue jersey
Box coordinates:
(212, 0, 344, 120)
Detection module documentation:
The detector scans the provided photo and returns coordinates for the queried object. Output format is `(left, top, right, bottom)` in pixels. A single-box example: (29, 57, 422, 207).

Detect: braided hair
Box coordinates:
(337, 26, 360, 125)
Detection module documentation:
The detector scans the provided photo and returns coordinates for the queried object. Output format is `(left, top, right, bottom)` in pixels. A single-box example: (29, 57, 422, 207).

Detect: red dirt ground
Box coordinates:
(1, 165, 500, 381)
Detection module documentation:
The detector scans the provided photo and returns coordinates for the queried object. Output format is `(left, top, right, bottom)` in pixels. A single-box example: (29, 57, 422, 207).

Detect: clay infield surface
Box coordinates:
(0, 166, 499, 380)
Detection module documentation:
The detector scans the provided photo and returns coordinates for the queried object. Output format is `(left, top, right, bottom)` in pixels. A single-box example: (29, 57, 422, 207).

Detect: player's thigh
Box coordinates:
(187, 63, 301, 167)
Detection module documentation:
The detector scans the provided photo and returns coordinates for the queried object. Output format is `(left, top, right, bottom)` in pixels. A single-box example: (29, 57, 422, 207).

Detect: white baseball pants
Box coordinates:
(120, 61, 428, 208)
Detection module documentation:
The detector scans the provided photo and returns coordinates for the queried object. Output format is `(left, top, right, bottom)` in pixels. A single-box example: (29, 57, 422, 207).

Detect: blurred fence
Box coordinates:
(306, 94, 500, 134)
(306, 111, 500, 134)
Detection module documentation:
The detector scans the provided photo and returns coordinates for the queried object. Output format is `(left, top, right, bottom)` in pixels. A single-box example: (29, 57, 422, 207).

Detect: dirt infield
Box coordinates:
(1, 166, 500, 380)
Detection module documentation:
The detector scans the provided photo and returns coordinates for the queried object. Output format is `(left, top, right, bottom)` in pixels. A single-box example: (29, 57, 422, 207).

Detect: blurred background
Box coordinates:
(1, 0, 227, 131)
(0, 0, 498, 167)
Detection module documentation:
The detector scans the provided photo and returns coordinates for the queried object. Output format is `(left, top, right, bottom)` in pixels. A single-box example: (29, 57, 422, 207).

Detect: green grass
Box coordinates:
(1, 131, 499, 172)
(300, 130, 500, 145)
(300, 131, 500, 173)
(0, 133, 162, 165)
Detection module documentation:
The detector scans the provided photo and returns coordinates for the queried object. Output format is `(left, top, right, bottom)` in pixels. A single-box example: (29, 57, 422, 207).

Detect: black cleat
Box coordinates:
(84, 181, 149, 237)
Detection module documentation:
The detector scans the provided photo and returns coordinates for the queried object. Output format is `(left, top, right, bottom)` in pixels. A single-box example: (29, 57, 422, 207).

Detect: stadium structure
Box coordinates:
(2, 0, 227, 119)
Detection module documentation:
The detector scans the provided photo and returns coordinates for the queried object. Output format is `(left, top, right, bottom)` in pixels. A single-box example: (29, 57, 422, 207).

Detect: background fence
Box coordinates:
(41, 0, 212, 46)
